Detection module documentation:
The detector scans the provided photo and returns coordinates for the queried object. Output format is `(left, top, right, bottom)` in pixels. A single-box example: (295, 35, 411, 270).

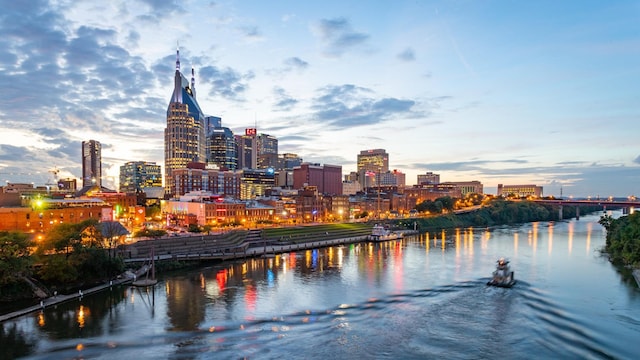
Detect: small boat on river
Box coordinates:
(487, 258, 515, 288)
(369, 224, 402, 242)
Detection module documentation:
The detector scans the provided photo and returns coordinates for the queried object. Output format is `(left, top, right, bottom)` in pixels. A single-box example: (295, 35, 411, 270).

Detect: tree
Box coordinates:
(0, 231, 33, 285)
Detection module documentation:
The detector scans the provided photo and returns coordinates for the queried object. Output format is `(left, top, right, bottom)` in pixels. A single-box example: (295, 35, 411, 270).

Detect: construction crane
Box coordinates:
(46, 167, 60, 192)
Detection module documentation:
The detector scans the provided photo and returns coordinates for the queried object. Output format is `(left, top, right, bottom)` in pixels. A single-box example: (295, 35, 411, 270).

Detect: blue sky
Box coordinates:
(0, 0, 638, 198)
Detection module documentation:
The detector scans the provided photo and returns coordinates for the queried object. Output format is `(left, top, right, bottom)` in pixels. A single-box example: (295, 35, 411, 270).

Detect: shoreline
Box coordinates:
(0, 234, 376, 322)
(633, 269, 640, 288)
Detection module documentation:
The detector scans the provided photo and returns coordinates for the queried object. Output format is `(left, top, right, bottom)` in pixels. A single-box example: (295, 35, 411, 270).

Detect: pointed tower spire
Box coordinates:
(172, 43, 183, 103)
(191, 66, 196, 98)
(176, 42, 181, 71)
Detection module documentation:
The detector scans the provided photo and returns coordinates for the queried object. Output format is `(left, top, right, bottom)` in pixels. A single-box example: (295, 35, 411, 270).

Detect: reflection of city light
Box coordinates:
(77, 305, 86, 329)
(38, 312, 45, 327)
(76, 343, 84, 351)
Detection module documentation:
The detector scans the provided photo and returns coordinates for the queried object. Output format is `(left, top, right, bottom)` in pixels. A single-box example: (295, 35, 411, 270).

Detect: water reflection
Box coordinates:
(2, 212, 638, 359)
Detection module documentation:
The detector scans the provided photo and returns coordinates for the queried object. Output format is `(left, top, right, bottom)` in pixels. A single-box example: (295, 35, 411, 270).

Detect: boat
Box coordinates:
(133, 247, 158, 287)
(487, 258, 516, 288)
(369, 224, 402, 242)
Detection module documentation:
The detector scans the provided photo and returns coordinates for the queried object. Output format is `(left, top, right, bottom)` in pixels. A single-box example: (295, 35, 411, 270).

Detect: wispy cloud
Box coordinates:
(313, 17, 370, 57)
(397, 47, 416, 61)
(272, 87, 298, 111)
(311, 84, 415, 128)
(198, 65, 254, 100)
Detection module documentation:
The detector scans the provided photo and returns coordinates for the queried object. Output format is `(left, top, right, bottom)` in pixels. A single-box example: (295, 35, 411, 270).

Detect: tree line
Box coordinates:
(0, 219, 125, 302)
(599, 212, 640, 267)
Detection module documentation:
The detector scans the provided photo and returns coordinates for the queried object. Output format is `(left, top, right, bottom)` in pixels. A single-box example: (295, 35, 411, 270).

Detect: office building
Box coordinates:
(417, 171, 440, 185)
(497, 184, 543, 198)
(293, 163, 343, 195)
(357, 149, 388, 188)
(257, 133, 278, 169)
(119, 161, 162, 193)
(235, 129, 257, 169)
(207, 127, 237, 170)
(164, 48, 206, 196)
(82, 140, 102, 188)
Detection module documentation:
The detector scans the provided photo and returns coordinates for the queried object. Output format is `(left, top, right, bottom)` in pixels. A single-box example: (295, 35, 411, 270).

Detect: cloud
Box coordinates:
(272, 87, 298, 111)
(198, 65, 254, 100)
(397, 47, 416, 61)
(135, 0, 185, 22)
(311, 84, 415, 128)
(314, 17, 370, 57)
(238, 26, 264, 42)
(284, 57, 309, 70)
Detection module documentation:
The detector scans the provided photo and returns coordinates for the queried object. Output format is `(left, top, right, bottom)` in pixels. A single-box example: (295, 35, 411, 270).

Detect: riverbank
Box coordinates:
(0, 233, 376, 322)
(0, 266, 151, 322)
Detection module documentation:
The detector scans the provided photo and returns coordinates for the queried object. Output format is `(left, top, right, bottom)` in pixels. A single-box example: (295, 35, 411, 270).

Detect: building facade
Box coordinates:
(417, 171, 440, 185)
(164, 48, 206, 197)
(119, 161, 162, 193)
(82, 139, 102, 188)
(172, 163, 242, 198)
(293, 163, 343, 195)
(441, 181, 484, 196)
(357, 149, 389, 189)
(207, 127, 237, 170)
(235, 129, 257, 170)
(497, 184, 543, 198)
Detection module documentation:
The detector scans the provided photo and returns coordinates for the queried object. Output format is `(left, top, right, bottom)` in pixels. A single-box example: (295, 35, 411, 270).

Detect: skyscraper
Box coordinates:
(257, 133, 278, 169)
(356, 149, 389, 188)
(82, 140, 102, 188)
(235, 129, 258, 170)
(208, 127, 237, 170)
(165, 47, 206, 196)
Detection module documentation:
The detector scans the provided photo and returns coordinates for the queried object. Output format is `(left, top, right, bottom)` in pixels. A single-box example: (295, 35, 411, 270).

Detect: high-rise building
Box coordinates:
(357, 149, 388, 189)
(207, 127, 237, 170)
(82, 140, 102, 188)
(119, 161, 162, 193)
(257, 133, 278, 169)
(165, 48, 206, 196)
(235, 129, 257, 170)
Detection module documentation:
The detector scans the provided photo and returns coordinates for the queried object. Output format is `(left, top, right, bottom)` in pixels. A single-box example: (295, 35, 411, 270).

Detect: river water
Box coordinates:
(2, 211, 639, 359)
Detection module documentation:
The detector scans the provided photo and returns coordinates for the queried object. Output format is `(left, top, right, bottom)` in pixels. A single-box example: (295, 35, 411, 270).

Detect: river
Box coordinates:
(2, 211, 639, 359)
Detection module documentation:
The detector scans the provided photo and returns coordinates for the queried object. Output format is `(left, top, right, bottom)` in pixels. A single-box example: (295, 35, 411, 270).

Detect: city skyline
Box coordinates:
(0, 0, 638, 198)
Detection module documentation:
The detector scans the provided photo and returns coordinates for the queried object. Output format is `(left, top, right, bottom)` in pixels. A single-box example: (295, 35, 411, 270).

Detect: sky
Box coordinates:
(0, 0, 638, 198)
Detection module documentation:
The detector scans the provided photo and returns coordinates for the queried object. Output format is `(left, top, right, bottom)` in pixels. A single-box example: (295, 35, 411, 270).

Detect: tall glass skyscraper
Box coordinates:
(82, 139, 102, 188)
(208, 127, 237, 170)
(164, 48, 206, 196)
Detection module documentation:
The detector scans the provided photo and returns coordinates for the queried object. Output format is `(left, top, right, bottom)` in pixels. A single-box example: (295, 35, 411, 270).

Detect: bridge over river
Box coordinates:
(533, 198, 638, 218)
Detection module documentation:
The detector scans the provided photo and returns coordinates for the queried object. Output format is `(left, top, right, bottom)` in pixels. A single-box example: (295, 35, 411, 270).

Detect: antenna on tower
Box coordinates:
(176, 41, 181, 71)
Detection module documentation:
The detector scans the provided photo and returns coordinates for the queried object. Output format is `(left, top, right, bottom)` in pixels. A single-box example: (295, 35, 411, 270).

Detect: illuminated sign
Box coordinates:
(245, 128, 257, 136)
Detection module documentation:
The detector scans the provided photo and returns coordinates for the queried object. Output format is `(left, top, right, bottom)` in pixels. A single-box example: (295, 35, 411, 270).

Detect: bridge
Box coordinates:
(532, 199, 638, 219)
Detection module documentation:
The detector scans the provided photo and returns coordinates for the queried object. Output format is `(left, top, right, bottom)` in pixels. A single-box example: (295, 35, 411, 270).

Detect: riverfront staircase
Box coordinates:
(122, 223, 377, 263)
